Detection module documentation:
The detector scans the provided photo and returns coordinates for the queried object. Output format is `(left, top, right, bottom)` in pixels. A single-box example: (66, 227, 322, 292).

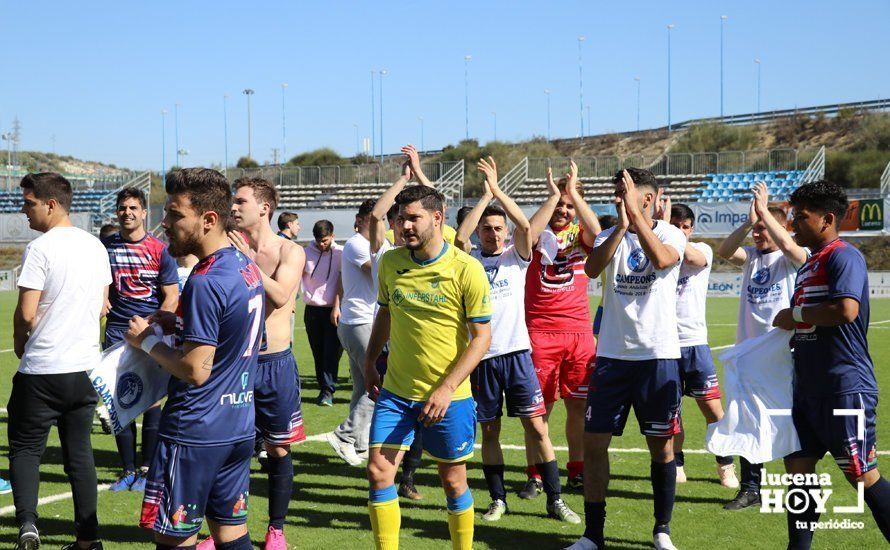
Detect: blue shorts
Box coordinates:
(255, 349, 305, 445)
(789, 391, 879, 477)
(585, 357, 681, 437)
(103, 326, 127, 350)
(471, 350, 547, 423)
(593, 305, 604, 336)
(140, 438, 253, 537)
(678, 345, 721, 401)
(370, 389, 476, 462)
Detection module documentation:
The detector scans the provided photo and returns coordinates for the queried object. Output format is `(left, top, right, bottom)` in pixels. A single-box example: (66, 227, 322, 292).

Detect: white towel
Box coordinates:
(705, 329, 801, 464)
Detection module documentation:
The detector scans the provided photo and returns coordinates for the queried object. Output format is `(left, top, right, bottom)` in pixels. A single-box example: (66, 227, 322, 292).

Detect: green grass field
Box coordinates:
(0, 293, 887, 549)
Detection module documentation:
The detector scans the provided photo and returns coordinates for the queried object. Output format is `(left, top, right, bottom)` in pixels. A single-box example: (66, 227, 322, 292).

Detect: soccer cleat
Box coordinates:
(653, 532, 678, 550)
(61, 543, 103, 550)
(109, 471, 136, 492)
(563, 536, 599, 550)
(326, 432, 363, 466)
(130, 469, 147, 492)
(196, 537, 216, 550)
(355, 449, 369, 461)
(0, 477, 11, 494)
(398, 480, 423, 501)
(15, 523, 39, 550)
(675, 465, 687, 483)
(481, 499, 507, 521)
(264, 526, 287, 550)
(717, 463, 740, 489)
(547, 499, 581, 524)
(724, 490, 761, 511)
(566, 473, 584, 491)
(518, 477, 543, 499)
(317, 392, 334, 407)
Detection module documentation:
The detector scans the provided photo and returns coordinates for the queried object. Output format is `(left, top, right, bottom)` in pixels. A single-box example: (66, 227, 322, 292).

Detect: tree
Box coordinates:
(236, 156, 259, 168)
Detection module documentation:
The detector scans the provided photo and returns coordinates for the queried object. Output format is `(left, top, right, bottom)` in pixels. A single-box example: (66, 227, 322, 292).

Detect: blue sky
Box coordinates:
(1, 1, 888, 171)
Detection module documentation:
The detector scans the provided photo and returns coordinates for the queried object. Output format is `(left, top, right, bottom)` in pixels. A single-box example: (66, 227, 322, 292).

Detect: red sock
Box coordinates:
(567, 461, 584, 479)
(526, 465, 541, 480)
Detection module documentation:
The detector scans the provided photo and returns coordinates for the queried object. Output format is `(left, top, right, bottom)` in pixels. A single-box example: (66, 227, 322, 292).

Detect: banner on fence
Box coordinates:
(0, 213, 93, 243)
(0, 270, 14, 291)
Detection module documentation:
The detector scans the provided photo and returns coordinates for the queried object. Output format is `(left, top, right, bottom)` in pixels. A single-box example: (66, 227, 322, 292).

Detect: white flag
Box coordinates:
(705, 329, 801, 464)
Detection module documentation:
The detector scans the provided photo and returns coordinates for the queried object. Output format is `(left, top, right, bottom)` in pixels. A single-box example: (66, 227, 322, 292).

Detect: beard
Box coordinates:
(167, 227, 202, 258)
(404, 225, 434, 251)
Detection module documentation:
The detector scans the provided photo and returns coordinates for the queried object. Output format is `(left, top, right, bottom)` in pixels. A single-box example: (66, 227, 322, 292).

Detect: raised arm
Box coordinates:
(482, 157, 532, 260)
(752, 182, 808, 267)
(455, 187, 492, 254)
(683, 243, 709, 268)
(403, 144, 433, 187)
(717, 199, 755, 266)
(584, 198, 629, 278)
(619, 170, 680, 270)
(371, 161, 410, 253)
(565, 159, 601, 247)
(529, 167, 561, 246)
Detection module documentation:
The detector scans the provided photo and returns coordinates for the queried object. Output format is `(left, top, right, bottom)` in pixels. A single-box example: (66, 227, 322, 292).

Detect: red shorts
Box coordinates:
(529, 331, 597, 403)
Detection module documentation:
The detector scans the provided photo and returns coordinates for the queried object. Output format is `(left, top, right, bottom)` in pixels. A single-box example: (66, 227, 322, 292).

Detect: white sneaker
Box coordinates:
(654, 532, 678, 550)
(675, 465, 687, 483)
(563, 536, 599, 550)
(717, 463, 740, 489)
(355, 449, 369, 461)
(326, 432, 363, 466)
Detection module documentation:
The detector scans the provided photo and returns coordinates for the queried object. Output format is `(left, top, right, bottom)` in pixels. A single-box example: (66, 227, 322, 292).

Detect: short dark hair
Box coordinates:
(670, 203, 695, 225)
(234, 177, 279, 218)
(598, 215, 617, 230)
(278, 211, 298, 230)
(456, 205, 474, 226)
(612, 168, 658, 194)
(116, 186, 147, 209)
(394, 185, 444, 213)
(357, 199, 376, 218)
(20, 172, 73, 211)
(480, 205, 507, 223)
(313, 220, 334, 239)
(789, 180, 849, 224)
(386, 204, 399, 222)
(165, 168, 231, 226)
(99, 223, 119, 239)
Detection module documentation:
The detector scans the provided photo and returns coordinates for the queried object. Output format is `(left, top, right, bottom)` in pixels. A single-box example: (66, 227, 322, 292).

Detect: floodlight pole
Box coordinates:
(243, 89, 255, 160)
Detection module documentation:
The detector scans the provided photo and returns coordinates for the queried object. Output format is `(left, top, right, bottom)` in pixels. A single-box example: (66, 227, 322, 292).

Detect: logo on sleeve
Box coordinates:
(627, 248, 650, 273)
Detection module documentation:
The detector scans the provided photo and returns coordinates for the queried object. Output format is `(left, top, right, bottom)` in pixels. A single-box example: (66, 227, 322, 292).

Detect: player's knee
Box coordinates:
(480, 420, 501, 441)
(367, 456, 396, 486)
(645, 436, 674, 462)
(264, 442, 291, 458)
(848, 468, 880, 488)
(522, 416, 548, 442)
(584, 432, 611, 456)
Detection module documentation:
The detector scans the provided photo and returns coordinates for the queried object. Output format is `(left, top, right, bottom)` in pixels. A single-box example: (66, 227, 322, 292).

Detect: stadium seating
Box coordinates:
(0, 189, 109, 214)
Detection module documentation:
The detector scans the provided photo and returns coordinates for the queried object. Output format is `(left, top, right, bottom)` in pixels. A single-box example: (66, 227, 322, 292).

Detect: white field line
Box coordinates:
(0, 483, 111, 516)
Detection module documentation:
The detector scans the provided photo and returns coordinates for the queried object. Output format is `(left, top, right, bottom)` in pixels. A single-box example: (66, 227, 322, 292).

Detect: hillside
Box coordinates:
(5, 151, 131, 177)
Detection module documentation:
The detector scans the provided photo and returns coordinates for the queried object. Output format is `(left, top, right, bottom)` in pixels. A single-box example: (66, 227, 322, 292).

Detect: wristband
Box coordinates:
(140, 334, 161, 355)
(792, 306, 804, 324)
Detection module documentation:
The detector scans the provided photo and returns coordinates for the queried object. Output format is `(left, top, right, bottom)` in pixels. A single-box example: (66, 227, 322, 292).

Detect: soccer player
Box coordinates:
(126, 168, 263, 550)
(302, 220, 344, 406)
(570, 168, 687, 550)
(668, 203, 738, 488)
(10, 173, 111, 550)
(365, 185, 492, 550)
(277, 211, 300, 240)
(327, 199, 378, 466)
(102, 187, 179, 492)
(771, 181, 890, 547)
(229, 177, 307, 549)
(716, 181, 808, 510)
(455, 157, 579, 524)
(523, 160, 601, 495)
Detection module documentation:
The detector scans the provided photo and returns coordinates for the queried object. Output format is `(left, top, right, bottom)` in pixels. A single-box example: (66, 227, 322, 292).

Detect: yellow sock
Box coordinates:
(369, 497, 401, 550)
(447, 507, 474, 550)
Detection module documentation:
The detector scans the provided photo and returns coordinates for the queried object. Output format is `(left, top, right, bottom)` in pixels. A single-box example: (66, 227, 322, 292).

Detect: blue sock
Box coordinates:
(267, 453, 294, 530)
(583, 501, 605, 546)
(217, 533, 252, 550)
(446, 487, 473, 513)
(651, 460, 676, 535)
(370, 484, 398, 503)
(482, 464, 506, 502)
(865, 477, 890, 542)
(536, 460, 562, 504)
(786, 484, 819, 549)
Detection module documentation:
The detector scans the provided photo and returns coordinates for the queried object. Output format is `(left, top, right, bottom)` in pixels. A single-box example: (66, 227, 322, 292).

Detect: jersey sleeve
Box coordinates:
(158, 246, 180, 286)
(826, 247, 868, 303)
(180, 276, 226, 346)
(663, 225, 687, 266)
(593, 226, 616, 249)
(376, 251, 390, 308)
(694, 242, 714, 267)
(17, 243, 47, 291)
(346, 238, 371, 268)
(462, 259, 493, 323)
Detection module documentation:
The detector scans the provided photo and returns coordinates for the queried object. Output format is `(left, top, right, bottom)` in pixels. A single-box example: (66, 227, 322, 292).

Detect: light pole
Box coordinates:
(634, 77, 641, 131)
(418, 117, 424, 152)
(353, 124, 360, 156)
(578, 36, 585, 137)
(720, 15, 728, 118)
(754, 58, 762, 114)
(586, 105, 591, 137)
(161, 109, 167, 187)
(491, 111, 497, 142)
(379, 69, 386, 165)
(281, 83, 288, 163)
(370, 70, 376, 159)
(667, 24, 675, 131)
(174, 103, 181, 167)
(243, 88, 255, 160)
(464, 55, 472, 140)
(223, 94, 229, 174)
(544, 89, 552, 141)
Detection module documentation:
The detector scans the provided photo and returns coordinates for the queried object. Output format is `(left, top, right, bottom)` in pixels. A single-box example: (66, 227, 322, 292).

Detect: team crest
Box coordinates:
(430, 277, 440, 289)
(392, 288, 405, 305)
(117, 372, 144, 410)
(752, 266, 771, 285)
(627, 248, 650, 273)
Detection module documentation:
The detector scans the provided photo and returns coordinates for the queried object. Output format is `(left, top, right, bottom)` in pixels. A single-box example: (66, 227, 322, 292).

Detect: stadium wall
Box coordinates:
(0, 212, 93, 243)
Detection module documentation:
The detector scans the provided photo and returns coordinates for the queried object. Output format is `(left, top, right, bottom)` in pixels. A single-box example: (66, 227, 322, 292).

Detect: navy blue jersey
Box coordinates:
(791, 239, 877, 397)
(159, 246, 265, 445)
(103, 233, 179, 329)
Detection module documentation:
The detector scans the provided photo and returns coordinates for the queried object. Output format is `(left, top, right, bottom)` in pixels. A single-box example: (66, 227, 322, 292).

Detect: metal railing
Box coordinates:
(499, 157, 529, 196)
(227, 161, 452, 189)
(434, 160, 465, 205)
(799, 146, 826, 185)
(881, 161, 890, 194)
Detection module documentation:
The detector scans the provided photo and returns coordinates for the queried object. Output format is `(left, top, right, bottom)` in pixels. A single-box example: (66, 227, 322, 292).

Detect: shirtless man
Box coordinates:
(229, 177, 306, 550)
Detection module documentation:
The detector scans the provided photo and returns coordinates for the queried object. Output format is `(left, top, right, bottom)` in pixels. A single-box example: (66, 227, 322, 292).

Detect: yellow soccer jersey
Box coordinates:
(386, 224, 456, 246)
(377, 242, 492, 401)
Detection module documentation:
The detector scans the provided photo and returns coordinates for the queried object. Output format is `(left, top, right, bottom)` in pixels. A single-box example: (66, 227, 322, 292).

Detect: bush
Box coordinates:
(287, 148, 343, 167)
(672, 122, 759, 153)
(825, 149, 890, 188)
(236, 156, 259, 168)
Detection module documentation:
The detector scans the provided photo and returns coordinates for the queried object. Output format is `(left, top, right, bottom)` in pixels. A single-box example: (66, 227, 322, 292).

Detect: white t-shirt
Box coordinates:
(595, 220, 687, 361)
(736, 246, 802, 344)
(17, 226, 112, 375)
(340, 232, 375, 325)
(676, 242, 713, 347)
(371, 239, 394, 317)
(471, 245, 531, 359)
